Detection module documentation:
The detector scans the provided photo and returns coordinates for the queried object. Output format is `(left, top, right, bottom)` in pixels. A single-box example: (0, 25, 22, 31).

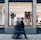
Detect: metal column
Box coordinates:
(33, 0, 37, 27)
(5, 0, 9, 27)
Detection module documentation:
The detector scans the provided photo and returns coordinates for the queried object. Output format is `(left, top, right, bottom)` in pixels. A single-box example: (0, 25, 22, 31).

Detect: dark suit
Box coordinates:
(15, 21, 27, 39)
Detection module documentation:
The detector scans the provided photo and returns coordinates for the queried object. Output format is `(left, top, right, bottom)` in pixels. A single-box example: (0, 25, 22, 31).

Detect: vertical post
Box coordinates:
(33, 0, 36, 27)
(5, 0, 9, 27)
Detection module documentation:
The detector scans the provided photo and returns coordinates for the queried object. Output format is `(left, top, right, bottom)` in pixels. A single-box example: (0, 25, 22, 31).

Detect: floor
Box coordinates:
(0, 34, 41, 40)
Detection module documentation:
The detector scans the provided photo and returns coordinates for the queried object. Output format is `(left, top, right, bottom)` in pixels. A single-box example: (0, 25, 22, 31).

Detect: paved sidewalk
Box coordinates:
(0, 34, 41, 40)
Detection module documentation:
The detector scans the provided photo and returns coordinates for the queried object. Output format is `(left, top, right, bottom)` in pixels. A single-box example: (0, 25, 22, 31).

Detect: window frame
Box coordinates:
(3, 0, 37, 28)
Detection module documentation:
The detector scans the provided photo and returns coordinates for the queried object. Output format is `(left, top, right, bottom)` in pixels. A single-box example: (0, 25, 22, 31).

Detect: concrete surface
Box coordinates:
(0, 34, 41, 40)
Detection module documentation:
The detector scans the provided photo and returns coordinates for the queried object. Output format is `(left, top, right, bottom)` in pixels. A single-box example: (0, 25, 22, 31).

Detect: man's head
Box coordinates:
(21, 17, 24, 21)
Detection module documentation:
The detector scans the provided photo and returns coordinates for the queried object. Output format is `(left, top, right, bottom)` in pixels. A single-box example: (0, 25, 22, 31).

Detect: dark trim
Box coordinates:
(0, 2, 4, 3)
(9, 0, 32, 2)
(0, 2, 32, 3)
(9, 1, 32, 2)
(0, 2, 41, 3)
(36, 28, 41, 34)
(0, 0, 41, 3)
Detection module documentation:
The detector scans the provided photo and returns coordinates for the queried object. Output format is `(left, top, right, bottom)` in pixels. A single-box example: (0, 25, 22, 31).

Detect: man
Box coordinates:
(16, 17, 27, 39)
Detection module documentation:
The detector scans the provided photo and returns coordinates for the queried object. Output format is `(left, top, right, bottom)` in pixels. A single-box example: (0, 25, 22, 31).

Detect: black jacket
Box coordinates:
(14, 21, 25, 34)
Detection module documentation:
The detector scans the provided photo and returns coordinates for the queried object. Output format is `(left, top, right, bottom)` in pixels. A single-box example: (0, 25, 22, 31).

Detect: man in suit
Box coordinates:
(16, 17, 27, 39)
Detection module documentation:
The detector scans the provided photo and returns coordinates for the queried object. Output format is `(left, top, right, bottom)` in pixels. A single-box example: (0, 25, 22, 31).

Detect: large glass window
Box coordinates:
(0, 3, 5, 25)
(9, 2, 32, 27)
(36, 1, 41, 26)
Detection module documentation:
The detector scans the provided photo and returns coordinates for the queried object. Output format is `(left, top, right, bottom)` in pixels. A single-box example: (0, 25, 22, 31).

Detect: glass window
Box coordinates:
(36, 1, 41, 26)
(9, 2, 32, 27)
(0, 3, 5, 25)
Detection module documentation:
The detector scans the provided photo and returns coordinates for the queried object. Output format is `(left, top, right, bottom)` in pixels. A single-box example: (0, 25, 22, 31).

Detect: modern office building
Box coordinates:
(0, 0, 41, 34)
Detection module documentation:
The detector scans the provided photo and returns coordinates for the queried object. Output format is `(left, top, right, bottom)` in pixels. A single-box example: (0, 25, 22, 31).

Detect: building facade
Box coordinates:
(0, 0, 41, 34)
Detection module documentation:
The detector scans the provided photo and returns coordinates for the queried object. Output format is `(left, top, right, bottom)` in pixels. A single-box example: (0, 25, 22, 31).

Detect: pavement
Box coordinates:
(0, 34, 41, 40)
